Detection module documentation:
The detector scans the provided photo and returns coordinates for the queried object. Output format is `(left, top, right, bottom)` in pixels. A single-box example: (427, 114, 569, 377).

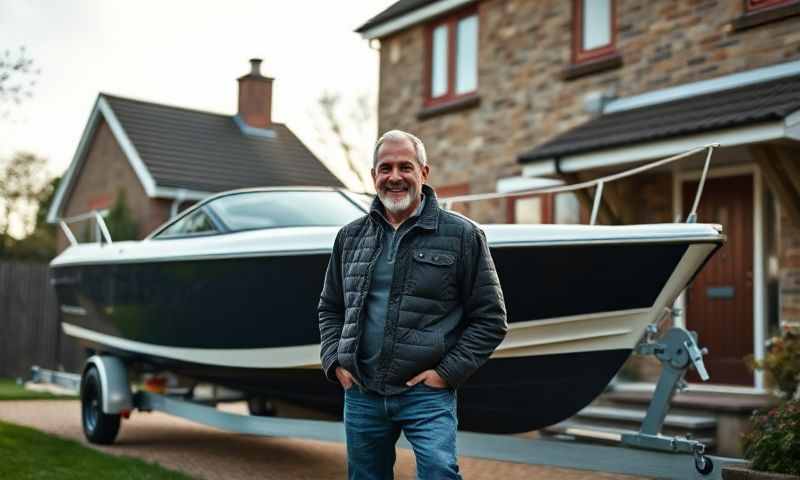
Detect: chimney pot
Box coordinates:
(249, 58, 263, 76)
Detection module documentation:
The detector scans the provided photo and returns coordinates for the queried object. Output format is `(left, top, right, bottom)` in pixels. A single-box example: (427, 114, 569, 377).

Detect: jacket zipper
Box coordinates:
(351, 226, 383, 372)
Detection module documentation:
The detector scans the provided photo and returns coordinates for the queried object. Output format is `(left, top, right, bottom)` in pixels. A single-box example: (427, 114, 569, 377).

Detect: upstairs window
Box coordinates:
(426, 9, 478, 105)
(733, 0, 800, 30)
(746, 0, 798, 11)
(573, 0, 617, 64)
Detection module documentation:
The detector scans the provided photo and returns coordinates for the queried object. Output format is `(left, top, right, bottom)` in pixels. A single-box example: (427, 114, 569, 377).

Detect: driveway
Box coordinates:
(0, 400, 647, 479)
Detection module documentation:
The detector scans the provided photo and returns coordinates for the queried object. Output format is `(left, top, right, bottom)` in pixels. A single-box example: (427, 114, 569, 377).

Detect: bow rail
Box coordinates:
(440, 143, 719, 225)
(59, 210, 113, 247)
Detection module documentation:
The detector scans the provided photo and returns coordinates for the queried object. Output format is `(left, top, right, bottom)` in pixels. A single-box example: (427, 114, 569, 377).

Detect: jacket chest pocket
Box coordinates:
(407, 249, 457, 300)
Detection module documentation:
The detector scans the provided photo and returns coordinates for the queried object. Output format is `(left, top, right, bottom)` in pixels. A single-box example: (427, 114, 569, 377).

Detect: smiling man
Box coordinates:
(318, 130, 507, 479)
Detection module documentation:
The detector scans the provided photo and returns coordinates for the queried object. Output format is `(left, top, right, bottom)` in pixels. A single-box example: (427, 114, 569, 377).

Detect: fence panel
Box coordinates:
(0, 261, 83, 378)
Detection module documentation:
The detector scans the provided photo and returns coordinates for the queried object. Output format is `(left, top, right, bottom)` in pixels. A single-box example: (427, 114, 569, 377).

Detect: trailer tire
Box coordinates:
(81, 366, 121, 444)
(247, 396, 276, 417)
(695, 455, 714, 475)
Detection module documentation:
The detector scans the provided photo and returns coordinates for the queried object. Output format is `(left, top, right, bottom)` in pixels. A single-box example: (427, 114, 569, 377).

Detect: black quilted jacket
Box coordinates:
(318, 185, 507, 393)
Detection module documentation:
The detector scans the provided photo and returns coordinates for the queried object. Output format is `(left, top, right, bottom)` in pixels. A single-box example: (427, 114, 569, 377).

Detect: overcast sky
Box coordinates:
(1, 0, 395, 190)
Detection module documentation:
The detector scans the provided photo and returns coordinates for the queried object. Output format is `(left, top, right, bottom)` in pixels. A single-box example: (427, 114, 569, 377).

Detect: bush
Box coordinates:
(742, 399, 800, 476)
(105, 189, 138, 241)
(749, 328, 800, 400)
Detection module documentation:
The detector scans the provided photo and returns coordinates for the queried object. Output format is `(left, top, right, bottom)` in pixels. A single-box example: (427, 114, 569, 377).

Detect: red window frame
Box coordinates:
(437, 182, 470, 216)
(424, 7, 479, 107)
(507, 193, 555, 224)
(746, 0, 798, 11)
(572, 0, 617, 64)
(508, 192, 589, 224)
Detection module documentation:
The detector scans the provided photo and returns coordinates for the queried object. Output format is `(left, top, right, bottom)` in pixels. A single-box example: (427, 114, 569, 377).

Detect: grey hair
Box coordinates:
(373, 130, 428, 167)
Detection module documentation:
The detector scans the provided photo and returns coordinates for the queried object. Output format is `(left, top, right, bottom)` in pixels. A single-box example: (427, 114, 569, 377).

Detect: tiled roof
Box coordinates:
(520, 73, 800, 163)
(356, 0, 439, 33)
(103, 94, 343, 192)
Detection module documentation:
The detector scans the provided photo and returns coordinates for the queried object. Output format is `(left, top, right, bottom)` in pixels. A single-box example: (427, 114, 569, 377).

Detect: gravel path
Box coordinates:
(0, 400, 647, 479)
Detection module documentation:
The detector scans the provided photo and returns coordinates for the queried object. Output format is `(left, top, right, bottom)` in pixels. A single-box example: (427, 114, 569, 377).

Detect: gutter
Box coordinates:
(358, 0, 476, 40)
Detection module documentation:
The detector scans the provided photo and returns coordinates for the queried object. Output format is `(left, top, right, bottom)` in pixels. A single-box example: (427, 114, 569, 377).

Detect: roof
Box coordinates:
(520, 73, 800, 163)
(356, 0, 438, 33)
(102, 94, 343, 191)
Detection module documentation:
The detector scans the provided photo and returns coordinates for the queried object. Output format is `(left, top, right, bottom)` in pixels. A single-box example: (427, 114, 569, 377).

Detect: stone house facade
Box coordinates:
(358, 0, 800, 388)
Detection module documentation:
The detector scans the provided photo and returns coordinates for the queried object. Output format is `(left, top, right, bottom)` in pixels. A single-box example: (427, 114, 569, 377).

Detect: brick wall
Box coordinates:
(376, 0, 800, 222)
(56, 119, 170, 252)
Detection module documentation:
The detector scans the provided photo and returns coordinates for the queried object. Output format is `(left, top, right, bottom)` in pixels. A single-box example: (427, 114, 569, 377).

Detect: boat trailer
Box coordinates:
(30, 324, 746, 480)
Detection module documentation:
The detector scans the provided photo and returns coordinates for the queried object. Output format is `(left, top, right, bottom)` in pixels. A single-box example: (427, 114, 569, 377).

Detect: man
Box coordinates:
(318, 130, 507, 479)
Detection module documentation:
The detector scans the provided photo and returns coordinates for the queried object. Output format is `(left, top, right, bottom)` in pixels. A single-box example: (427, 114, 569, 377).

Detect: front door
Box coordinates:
(682, 174, 754, 386)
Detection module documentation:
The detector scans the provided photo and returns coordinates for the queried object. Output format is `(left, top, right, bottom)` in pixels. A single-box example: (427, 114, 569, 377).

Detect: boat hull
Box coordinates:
(59, 333, 630, 433)
(51, 233, 721, 433)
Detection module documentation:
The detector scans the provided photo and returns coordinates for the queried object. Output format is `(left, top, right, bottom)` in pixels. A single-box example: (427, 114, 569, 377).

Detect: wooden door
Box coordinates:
(683, 175, 754, 386)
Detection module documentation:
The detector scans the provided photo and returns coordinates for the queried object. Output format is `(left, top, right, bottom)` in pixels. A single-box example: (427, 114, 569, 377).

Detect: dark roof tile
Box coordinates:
(520, 73, 800, 163)
(102, 93, 344, 192)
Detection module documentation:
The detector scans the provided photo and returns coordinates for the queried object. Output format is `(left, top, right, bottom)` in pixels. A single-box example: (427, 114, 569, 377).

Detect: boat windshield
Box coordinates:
(162, 190, 367, 236)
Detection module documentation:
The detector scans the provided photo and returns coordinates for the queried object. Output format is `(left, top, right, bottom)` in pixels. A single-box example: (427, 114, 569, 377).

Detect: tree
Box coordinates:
(5, 175, 60, 260)
(316, 91, 375, 192)
(0, 46, 40, 118)
(0, 152, 51, 256)
(104, 189, 138, 241)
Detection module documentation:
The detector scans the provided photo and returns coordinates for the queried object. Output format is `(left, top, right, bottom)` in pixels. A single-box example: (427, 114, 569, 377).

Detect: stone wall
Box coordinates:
(376, 0, 800, 222)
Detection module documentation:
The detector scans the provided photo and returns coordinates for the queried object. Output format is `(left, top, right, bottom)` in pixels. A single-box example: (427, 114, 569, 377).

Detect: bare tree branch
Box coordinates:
(0, 45, 40, 118)
(316, 90, 374, 191)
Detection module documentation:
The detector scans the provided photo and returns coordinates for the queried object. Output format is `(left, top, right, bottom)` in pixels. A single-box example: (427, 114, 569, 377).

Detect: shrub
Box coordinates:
(105, 189, 138, 241)
(742, 399, 800, 476)
(749, 328, 800, 400)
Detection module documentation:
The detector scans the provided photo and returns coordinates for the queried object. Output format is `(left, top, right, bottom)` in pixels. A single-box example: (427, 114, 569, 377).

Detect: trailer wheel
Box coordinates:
(247, 396, 276, 417)
(694, 455, 714, 475)
(81, 366, 121, 444)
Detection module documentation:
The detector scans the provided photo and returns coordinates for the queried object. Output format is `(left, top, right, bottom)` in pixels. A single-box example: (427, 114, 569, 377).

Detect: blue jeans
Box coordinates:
(344, 384, 462, 480)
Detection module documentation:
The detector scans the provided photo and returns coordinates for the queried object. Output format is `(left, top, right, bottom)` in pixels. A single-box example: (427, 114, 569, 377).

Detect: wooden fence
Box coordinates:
(0, 261, 83, 378)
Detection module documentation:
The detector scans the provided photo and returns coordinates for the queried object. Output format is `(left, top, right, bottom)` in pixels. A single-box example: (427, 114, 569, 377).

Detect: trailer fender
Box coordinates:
(83, 355, 132, 414)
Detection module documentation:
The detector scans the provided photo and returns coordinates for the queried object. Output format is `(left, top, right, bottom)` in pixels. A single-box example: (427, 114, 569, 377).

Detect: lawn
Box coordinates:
(0, 378, 77, 400)
(0, 420, 194, 479)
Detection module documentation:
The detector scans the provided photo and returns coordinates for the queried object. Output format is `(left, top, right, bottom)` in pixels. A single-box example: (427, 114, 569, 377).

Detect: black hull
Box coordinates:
(52, 240, 710, 433)
(52, 242, 689, 348)
(70, 335, 629, 434)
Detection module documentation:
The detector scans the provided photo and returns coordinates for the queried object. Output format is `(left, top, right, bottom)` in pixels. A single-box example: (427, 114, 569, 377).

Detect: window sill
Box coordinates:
(732, 2, 800, 31)
(417, 95, 480, 120)
(561, 53, 623, 81)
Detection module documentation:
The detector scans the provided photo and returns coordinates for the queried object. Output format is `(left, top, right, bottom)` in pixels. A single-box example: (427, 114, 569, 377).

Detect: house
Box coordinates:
(47, 59, 344, 252)
(357, 0, 800, 391)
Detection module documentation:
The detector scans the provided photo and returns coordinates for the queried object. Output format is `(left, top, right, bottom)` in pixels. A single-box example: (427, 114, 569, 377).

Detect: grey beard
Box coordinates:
(379, 187, 416, 214)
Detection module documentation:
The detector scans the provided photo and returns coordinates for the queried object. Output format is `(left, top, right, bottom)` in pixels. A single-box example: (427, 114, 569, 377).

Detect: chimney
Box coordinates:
(237, 58, 274, 129)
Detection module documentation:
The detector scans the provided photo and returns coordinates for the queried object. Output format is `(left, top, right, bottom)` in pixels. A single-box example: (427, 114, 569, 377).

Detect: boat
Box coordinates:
(50, 185, 724, 434)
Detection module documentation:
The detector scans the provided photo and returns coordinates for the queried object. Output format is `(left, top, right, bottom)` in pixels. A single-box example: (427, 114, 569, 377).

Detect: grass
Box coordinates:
(0, 420, 194, 479)
(0, 378, 77, 400)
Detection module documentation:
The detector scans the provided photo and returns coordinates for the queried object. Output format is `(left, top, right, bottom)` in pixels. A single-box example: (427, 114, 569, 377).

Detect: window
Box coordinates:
(426, 9, 478, 105)
(154, 190, 367, 239)
(437, 182, 470, 216)
(510, 193, 582, 224)
(513, 196, 545, 224)
(157, 209, 219, 238)
(733, 0, 800, 30)
(208, 191, 365, 231)
(573, 0, 616, 64)
(746, 0, 798, 11)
